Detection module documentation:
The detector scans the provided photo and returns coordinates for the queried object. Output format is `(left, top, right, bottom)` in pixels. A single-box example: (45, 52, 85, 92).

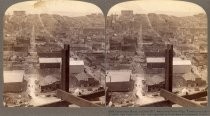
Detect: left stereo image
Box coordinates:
(3, 0, 105, 107)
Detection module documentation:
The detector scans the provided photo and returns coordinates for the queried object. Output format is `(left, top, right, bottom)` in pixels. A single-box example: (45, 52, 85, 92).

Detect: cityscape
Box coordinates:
(3, 1, 208, 107)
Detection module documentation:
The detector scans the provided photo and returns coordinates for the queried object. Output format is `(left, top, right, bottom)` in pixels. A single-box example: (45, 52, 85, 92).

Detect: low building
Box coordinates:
(39, 75, 60, 93)
(39, 58, 84, 74)
(183, 73, 206, 87)
(4, 70, 26, 93)
(173, 60, 192, 74)
(146, 57, 191, 74)
(74, 72, 99, 87)
(70, 60, 85, 74)
(145, 75, 165, 92)
(106, 70, 133, 92)
(39, 58, 61, 68)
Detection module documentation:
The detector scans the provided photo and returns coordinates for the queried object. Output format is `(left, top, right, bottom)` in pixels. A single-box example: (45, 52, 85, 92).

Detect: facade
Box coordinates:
(173, 60, 192, 74)
(70, 60, 84, 74)
(106, 70, 133, 92)
(4, 70, 26, 93)
(39, 58, 61, 69)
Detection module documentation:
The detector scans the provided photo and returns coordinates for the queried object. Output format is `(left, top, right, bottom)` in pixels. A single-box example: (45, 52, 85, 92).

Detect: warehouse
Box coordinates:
(4, 70, 26, 93)
(39, 58, 84, 74)
(39, 58, 61, 68)
(70, 60, 85, 74)
(106, 70, 133, 92)
(146, 57, 191, 74)
(173, 60, 192, 74)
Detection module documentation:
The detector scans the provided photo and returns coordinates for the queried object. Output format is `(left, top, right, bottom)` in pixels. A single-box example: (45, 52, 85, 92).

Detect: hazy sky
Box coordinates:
(5, 0, 102, 17)
(6, 0, 206, 17)
(108, 0, 206, 17)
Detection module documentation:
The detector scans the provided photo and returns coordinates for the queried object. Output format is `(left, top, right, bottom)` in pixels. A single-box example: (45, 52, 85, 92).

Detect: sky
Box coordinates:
(5, 0, 102, 17)
(108, 0, 206, 17)
(5, 0, 206, 17)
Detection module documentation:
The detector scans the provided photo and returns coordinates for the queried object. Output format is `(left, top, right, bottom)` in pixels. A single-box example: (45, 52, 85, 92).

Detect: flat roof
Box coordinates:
(146, 57, 191, 65)
(39, 58, 84, 65)
(4, 70, 24, 83)
(39, 58, 61, 63)
(106, 70, 132, 82)
(70, 60, 84, 66)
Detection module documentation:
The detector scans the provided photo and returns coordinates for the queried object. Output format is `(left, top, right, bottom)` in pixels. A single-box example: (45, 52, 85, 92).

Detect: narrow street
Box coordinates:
(25, 25, 60, 106)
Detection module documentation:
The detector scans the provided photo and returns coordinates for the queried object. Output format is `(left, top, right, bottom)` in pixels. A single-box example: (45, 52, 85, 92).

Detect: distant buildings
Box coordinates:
(13, 11, 26, 16)
(109, 35, 137, 52)
(106, 70, 134, 92)
(83, 27, 104, 36)
(4, 70, 26, 93)
(119, 10, 134, 21)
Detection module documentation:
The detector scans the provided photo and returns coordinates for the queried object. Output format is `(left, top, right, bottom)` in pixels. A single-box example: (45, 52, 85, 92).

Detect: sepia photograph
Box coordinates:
(105, 0, 208, 107)
(3, 0, 105, 107)
(2, 0, 208, 108)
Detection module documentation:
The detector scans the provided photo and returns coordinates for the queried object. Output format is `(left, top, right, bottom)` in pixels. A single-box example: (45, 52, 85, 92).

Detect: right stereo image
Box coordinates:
(105, 0, 208, 107)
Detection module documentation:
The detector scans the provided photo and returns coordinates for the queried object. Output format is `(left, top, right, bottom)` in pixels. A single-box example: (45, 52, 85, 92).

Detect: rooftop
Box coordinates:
(39, 58, 84, 65)
(146, 57, 191, 65)
(106, 70, 132, 82)
(4, 70, 24, 83)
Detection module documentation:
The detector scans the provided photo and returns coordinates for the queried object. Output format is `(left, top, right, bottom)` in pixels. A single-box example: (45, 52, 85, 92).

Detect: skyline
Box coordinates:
(5, 0, 102, 17)
(108, 0, 206, 17)
(5, 0, 206, 17)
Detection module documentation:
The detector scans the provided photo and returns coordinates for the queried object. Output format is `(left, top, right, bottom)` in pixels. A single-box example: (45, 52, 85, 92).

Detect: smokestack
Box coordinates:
(165, 44, 173, 92)
(61, 44, 70, 92)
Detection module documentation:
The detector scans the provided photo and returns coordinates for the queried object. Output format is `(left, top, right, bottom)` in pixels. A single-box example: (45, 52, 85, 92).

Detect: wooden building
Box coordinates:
(106, 70, 133, 92)
(39, 58, 84, 74)
(4, 70, 26, 93)
(146, 57, 191, 74)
